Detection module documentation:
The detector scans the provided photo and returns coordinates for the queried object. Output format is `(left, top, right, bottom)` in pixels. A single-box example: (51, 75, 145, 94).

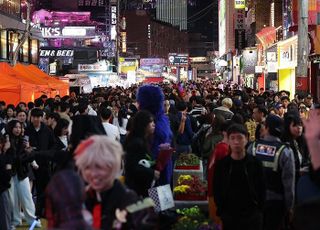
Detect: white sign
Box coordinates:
(78, 64, 108, 72)
(267, 62, 278, 73)
(41, 26, 95, 38)
(40, 49, 74, 57)
(255, 66, 264, 73)
(278, 36, 298, 69)
(267, 52, 277, 62)
(111, 6, 117, 25)
(140, 58, 166, 66)
(190, 57, 209, 63)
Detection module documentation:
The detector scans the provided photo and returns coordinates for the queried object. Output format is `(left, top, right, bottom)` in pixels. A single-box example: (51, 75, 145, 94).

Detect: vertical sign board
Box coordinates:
(235, 0, 245, 9)
(235, 9, 245, 51)
(219, 0, 226, 55)
(235, 30, 246, 50)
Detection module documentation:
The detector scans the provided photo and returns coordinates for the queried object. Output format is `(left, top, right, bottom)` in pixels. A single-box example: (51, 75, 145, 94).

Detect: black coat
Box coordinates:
(124, 137, 155, 197)
(213, 154, 266, 217)
(86, 180, 156, 230)
(26, 123, 55, 179)
(6, 138, 34, 181)
(0, 153, 11, 193)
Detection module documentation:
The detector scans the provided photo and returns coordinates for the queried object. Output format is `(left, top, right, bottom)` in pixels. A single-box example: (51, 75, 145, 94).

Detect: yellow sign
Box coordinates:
(235, 0, 245, 9)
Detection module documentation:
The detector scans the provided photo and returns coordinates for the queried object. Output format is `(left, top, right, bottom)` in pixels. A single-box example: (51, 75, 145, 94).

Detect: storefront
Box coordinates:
(0, 30, 40, 64)
(242, 48, 258, 89)
(0, 8, 41, 64)
(277, 35, 298, 99)
(119, 57, 138, 80)
(168, 53, 189, 81)
(266, 44, 278, 91)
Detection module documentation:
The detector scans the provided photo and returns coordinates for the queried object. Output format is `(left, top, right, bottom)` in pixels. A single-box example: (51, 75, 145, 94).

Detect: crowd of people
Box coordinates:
(0, 79, 319, 230)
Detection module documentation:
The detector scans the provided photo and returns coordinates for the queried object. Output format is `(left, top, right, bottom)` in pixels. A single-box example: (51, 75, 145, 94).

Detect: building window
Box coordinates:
(0, 0, 21, 18)
(8, 31, 18, 61)
(22, 39, 29, 63)
(30, 39, 38, 64)
(0, 30, 7, 59)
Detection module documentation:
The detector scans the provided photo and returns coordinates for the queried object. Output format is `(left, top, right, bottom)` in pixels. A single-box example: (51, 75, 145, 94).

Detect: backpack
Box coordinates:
(191, 124, 210, 157)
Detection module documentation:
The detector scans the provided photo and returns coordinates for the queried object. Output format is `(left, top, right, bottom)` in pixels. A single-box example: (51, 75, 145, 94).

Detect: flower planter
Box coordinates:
(175, 194, 207, 201)
(175, 165, 200, 170)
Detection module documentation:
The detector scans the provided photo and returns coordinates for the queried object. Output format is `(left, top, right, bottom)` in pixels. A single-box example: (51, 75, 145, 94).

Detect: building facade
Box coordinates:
(124, 10, 188, 59)
(218, 0, 235, 56)
(156, 0, 187, 31)
(0, 0, 42, 64)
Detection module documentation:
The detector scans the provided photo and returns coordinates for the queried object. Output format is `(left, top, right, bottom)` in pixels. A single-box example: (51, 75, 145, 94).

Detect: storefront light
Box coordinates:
(62, 27, 86, 36)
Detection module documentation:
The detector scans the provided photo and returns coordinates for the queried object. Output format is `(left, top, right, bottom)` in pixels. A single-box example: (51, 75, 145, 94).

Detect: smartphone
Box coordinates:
(23, 135, 29, 143)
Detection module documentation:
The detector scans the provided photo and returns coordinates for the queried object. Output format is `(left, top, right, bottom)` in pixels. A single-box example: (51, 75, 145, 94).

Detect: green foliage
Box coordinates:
(173, 206, 217, 230)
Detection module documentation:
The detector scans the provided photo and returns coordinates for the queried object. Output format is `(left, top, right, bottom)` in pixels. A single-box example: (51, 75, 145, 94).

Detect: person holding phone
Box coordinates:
(5, 120, 41, 228)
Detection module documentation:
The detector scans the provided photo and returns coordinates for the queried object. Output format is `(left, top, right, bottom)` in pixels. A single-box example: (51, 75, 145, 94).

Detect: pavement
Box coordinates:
(16, 219, 47, 230)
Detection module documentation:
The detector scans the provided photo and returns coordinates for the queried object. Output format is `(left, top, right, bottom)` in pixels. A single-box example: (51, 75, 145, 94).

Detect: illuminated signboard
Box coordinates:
(235, 0, 245, 9)
(41, 26, 96, 38)
(121, 32, 127, 53)
(168, 53, 189, 65)
(78, 63, 109, 72)
(39, 49, 74, 57)
(111, 6, 117, 25)
(219, 0, 226, 55)
(78, 0, 105, 7)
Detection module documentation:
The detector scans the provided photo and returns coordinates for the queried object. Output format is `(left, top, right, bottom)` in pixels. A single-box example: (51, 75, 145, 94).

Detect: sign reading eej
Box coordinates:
(41, 26, 95, 38)
(40, 49, 74, 57)
(235, 0, 245, 9)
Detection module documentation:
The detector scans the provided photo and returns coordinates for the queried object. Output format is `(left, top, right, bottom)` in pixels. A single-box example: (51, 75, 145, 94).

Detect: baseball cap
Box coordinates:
(265, 114, 284, 137)
(274, 103, 284, 110)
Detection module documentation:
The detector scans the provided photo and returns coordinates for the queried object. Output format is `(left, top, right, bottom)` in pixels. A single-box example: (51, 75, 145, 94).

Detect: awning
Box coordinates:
(256, 27, 276, 47)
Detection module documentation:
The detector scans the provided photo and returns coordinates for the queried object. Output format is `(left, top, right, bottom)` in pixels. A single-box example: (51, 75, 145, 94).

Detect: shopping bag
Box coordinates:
(148, 184, 175, 212)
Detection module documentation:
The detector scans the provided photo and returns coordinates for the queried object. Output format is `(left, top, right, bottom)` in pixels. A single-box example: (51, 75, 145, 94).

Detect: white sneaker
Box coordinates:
(29, 219, 42, 229)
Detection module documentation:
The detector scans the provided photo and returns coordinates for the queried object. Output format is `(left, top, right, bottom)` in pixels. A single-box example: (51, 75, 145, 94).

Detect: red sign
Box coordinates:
(296, 77, 309, 91)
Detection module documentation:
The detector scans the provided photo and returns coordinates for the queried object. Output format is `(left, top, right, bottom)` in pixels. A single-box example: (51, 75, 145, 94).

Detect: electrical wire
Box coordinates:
(188, 5, 213, 24)
(187, 2, 214, 21)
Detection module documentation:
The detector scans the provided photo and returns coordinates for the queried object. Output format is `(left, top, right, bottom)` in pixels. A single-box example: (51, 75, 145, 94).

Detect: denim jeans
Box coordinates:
(8, 176, 36, 226)
(0, 190, 11, 230)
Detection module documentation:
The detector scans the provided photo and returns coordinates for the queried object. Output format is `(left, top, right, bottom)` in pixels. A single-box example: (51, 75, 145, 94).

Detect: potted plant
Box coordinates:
(175, 153, 200, 170)
(174, 175, 207, 201)
(172, 206, 218, 230)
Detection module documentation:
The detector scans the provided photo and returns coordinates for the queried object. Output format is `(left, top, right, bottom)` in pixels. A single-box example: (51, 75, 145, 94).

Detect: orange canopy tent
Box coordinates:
(0, 62, 49, 102)
(0, 65, 39, 105)
(12, 63, 51, 91)
(25, 64, 69, 97)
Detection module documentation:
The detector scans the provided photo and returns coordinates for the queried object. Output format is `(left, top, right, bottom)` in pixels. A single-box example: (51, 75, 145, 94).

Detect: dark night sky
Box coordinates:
(188, 0, 217, 42)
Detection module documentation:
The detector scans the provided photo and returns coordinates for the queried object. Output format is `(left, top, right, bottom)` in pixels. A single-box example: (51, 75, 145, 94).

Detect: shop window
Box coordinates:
(30, 39, 38, 64)
(8, 31, 18, 61)
(0, 30, 7, 59)
(0, 0, 20, 18)
(22, 39, 29, 63)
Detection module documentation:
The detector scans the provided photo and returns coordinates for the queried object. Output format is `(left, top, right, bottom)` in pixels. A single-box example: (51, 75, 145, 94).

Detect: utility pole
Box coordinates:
(296, 0, 309, 82)
(11, 0, 31, 66)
